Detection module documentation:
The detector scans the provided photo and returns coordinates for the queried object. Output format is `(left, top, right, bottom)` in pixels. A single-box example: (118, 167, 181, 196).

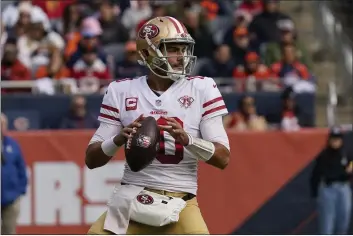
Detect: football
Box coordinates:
(125, 116, 160, 172)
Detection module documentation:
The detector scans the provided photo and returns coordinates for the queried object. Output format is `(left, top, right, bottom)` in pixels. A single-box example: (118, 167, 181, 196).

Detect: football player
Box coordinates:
(85, 16, 230, 235)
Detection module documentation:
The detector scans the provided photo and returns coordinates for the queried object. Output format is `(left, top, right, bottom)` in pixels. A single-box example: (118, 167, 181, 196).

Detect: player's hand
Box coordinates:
(158, 117, 189, 146)
(113, 114, 144, 146)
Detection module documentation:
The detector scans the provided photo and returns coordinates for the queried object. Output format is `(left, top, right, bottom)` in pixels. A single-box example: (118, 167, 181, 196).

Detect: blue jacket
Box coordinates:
(1, 136, 28, 206)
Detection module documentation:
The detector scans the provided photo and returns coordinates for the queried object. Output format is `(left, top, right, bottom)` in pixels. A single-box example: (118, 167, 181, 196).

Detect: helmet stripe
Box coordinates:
(166, 16, 182, 33)
(180, 22, 188, 33)
(172, 17, 186, 33)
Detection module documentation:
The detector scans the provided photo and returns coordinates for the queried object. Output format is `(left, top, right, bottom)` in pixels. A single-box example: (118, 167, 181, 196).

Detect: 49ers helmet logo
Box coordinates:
(139, 24, 160, 39)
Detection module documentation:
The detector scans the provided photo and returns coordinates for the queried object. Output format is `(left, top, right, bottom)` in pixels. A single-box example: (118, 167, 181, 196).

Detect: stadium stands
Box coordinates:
(1, 0, 316, 131)
(3, 1, 353, 235)
(2, 92, 316, 130)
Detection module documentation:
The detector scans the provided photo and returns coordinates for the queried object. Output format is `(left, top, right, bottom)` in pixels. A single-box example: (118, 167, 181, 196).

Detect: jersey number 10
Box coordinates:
(156, 117, 184, 164)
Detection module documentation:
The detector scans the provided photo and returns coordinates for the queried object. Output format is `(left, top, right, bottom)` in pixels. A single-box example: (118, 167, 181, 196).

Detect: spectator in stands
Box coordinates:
(117, 0, 132, 14)
(223, 95, 268, 131)
(80, 0, 122, 17)
(248, 0, 292, 47)
(310, 127, 353, 235)
(35, 66, 71, 84)
(115, 41, 146, 79)
(183, 8, 216, 58)
(17, 10, 64, 77)
(234, 9, 253, 28)
(1, 39, 31, 89)
(198, 44, 235, 80)
(233, 52, 274, 92)
(224, 27, 253, 66)
(222, 9, 252, 48)
(121, 0, 152, 38)
(271, 43, 311, 87)
(263, 19, 312, 69)
(164, 0, 188, 18)
(238, 0, 263, 16)
(61, 3, 83, 38)
(136, 3, 166, 33)
(165, 0, 201, 19)
(59, 95, 99, 129)
(70, 46, 111, 94)
(1, 113, 28, 234)
(98, 0, 129, 45)
(1, 22, 8, 59)
(32, 0, 74, 20)
(280, 87, 300, 131)
(6, 1, 33, 39)
(200, 0, 221, 21)
(66, 17, 108, 68)
(1, 0, 47, 29)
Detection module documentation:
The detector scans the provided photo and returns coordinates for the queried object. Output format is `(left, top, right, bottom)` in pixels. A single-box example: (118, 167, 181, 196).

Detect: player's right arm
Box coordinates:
(85, 121, 141, 169)
(85, 83, 142, 169)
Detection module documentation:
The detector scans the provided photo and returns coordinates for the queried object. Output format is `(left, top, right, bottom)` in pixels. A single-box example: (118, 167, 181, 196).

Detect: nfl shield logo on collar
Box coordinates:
(156, 100, 162, 106)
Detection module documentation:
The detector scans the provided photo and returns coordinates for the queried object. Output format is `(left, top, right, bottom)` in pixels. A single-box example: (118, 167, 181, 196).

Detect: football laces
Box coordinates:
(126, 127, 137, 150)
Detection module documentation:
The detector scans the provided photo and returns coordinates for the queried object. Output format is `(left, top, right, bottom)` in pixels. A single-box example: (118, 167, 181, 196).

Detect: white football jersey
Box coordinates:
(98, 76, 228, 194)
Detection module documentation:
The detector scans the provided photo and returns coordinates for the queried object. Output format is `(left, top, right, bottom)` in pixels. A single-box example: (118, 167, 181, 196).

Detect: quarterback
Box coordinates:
(85, 16, 230, 235)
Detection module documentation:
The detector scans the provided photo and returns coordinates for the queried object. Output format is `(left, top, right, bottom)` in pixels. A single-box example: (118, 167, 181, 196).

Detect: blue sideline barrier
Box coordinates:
(1, 92, 315, 130)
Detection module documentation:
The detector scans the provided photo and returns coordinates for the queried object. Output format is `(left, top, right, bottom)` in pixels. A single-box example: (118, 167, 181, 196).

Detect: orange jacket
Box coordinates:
(200, 0, 219, 20)
(271, 61, 310, 80)
(64, 32, 81, 61)
(233, 64, 271, 80)
(35, 65, 70, 80)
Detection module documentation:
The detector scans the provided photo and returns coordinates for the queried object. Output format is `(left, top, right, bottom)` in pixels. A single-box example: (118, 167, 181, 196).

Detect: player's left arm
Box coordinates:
(198, 115, 230, 169)
(196, 77, 230, 169)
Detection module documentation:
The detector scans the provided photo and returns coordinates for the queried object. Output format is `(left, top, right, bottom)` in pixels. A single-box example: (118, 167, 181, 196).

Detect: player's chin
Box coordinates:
(172, 66, 183, 72)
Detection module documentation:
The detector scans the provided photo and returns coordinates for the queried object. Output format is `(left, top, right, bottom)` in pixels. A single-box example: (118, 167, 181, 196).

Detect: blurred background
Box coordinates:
(0, 0, 352, 235)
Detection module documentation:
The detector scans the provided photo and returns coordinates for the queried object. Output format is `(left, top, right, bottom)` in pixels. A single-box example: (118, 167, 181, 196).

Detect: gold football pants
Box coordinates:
(87, 188, 209, 235)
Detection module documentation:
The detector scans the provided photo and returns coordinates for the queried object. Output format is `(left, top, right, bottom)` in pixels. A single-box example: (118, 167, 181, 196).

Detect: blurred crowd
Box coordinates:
(1, 0, 316, 95)
(1, 0, 317, 131)
(330, 0, 353, 42)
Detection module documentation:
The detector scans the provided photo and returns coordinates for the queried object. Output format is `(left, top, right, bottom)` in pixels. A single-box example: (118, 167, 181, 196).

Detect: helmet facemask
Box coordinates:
(138, 36, 197, 81)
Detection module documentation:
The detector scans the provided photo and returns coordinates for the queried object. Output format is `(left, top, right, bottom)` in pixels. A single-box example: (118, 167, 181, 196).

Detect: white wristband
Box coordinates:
(185, 133, 215, 162)
(101, 136, 120, 157)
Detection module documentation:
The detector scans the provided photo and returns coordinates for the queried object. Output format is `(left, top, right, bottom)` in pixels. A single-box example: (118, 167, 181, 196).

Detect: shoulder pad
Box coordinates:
(187, 76, 215, 91)
(115, 76, 144, 85)
(109, 77, 141, 94)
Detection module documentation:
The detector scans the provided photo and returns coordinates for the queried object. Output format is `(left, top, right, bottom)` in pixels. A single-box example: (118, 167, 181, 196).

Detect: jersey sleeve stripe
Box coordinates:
(99, 113, 120, 122)
(101, 104, 119, 113)
(202, 105, 227, 117)
(203, 96, 223, 108)
(100, 107, 119, 119)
